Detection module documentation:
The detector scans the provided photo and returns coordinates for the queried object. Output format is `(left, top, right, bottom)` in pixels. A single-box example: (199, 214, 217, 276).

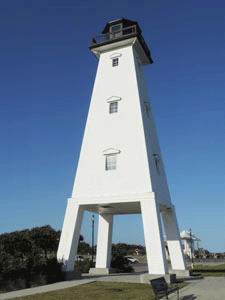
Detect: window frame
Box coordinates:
(105, 155, 117, 171)
(111, 24, 122, 33)
(109, 101, 118, 114)
(102, 148, 121, 171)
(110, 24, 122, 39)
(112, 58, 119, 67)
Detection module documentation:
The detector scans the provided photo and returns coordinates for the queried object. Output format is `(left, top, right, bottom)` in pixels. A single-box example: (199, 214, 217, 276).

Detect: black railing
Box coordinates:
(91, 25, 137, 44)
(90, 24, 152, 63)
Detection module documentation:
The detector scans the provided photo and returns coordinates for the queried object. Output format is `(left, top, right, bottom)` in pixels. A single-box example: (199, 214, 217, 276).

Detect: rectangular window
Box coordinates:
(109, 101, 118, 114)
(110, 24, 122, 38)
(112, 58, 119, 67)
(111, 25, 121, 32)
(106, 155, 116, 171)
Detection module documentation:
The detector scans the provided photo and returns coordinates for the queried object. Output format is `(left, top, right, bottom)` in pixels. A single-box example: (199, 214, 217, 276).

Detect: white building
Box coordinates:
(57, 18, 187, 278)
(180, 230, 200, 258)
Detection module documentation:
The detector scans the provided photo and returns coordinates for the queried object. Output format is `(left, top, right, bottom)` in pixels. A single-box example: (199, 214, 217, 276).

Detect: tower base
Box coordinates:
(140, 274, 176, 284)
(89, 268, 117, 275)
(169, 269, 191, 277)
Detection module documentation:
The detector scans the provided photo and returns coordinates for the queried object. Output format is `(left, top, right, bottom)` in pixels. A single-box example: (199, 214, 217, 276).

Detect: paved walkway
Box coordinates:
(170, 277, 225, 300)
(0, 278, 96, 299)
(0, 274, 225, 299)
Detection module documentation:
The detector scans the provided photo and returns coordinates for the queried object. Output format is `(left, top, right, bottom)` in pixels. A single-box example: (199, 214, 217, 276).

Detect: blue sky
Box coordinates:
(0, 0, 224, 253)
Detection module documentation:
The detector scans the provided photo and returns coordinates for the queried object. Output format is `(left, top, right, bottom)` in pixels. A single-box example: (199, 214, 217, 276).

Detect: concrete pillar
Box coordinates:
(57, 200, 84, 272)
(141, 199, 168, 274)
(95, 214, 113, 269)
(162, 206, 186, 270)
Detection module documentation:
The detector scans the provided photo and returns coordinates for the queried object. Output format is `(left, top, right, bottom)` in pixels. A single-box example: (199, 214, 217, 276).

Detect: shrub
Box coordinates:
(0, 256, 64, 292)
(41, 258, 64, 284)
(111, 254, 134, 273)
(74, 260, 94, 273)
(111, 245, 134, 273)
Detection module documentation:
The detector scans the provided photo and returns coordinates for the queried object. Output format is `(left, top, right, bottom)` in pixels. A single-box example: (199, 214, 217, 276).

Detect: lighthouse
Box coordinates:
(57, 18, 187, 278)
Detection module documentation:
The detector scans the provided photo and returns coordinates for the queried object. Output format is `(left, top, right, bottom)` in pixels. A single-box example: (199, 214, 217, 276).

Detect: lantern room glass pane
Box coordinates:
(111, 25, 121, 32)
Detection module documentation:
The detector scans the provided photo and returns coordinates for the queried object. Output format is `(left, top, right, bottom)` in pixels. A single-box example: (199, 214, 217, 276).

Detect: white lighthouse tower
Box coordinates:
(57, 18, 187, 278)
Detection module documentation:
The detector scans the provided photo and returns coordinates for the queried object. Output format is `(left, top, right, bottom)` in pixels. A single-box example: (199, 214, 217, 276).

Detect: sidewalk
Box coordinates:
(0, 278, 96, 300)
(170, 277, 225, 300)
(94, 274, 225, 299)
(0, 274, 224, 299)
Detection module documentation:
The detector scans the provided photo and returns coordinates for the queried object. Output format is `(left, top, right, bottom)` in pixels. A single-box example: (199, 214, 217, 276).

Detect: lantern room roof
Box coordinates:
(102, 18, 141, 34)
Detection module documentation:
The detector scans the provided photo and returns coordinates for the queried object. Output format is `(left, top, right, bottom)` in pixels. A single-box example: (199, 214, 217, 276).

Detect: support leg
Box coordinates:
(141, 199, 168, 274)
(57, 200, 84, 272)
(95, 214, 113, 269)
(162, 206, 186, 270)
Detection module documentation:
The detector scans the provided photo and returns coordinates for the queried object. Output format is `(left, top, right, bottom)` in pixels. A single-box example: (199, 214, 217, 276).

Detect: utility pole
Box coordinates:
(92, 214, 95, 263)
(190, 228, 194, 269)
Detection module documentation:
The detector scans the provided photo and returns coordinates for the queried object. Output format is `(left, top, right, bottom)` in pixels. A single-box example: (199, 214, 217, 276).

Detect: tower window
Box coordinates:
(110, 24, 122, 39)
(112, 58, 119, 67)
(153, 154, 160, 174)
(111, 24, 121, 33)
(105, 155, 116, 171)
(109, 101, 118, 114)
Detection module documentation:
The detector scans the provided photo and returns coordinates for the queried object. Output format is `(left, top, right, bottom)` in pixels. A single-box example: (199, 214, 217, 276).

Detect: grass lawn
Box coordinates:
(9, 281, 188, 300)
(190, 264, 225, 277)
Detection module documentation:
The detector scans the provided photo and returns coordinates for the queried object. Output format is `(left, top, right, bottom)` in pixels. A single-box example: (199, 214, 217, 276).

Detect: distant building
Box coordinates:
(180, 230, 200, 258)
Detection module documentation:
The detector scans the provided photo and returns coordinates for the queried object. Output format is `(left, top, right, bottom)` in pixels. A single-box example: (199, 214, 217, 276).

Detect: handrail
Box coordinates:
(91, 25, 137, 45)
(90, 24, 152, 64)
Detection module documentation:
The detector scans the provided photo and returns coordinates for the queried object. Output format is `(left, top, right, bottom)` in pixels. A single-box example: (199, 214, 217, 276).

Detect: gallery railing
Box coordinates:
(91, 25, 150, 59)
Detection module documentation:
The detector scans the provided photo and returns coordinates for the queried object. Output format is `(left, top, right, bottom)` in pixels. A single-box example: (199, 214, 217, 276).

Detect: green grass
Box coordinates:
(190, 264, 225, 277)
(9, 281, 188, 300)
(193, 264, 225, 270)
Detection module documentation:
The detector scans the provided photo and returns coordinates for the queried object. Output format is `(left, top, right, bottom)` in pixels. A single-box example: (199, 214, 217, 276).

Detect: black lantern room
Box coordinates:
(89, 18, 153, 65)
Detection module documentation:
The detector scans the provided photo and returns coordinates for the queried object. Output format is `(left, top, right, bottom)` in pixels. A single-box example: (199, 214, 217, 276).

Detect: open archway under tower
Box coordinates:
(57, 195, 189, 279)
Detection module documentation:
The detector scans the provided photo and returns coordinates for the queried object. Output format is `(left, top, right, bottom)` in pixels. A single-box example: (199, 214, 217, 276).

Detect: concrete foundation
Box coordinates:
(140, 273, 176, 284)
(89, 268, 117, 275)
(169, 269, 191, 277)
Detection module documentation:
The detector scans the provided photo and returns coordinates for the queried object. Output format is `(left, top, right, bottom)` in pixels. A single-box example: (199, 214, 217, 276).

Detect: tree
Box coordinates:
(111, 244, 133, 273)
(77, 241, 91, 254)
(30, 225, 60, 258)
(0, 230, 33, 259)
(0, 225, 64, 291)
